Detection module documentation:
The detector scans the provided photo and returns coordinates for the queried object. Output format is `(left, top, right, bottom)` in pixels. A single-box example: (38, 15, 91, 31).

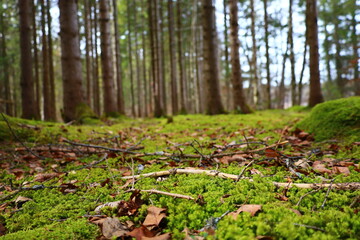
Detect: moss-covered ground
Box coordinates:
(0, 108, 359, 239)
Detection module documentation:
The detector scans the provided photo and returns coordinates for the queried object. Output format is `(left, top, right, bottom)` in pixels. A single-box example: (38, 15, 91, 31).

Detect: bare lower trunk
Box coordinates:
(228, 0, 251, 113)
(99, 0, 117, 115)
(202, 0, 224, 115)
(168, 0, 178, 115)
(306, 0, 323, 107)
(59, 0, 86, 121)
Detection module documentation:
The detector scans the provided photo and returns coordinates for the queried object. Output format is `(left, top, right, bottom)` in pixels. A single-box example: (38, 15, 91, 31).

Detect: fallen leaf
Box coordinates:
(34, 173, 62, 182)
(101, 217, 129, 239)
(95, 201, 121, 214)
(143, 233, 172, 240)
(332, 166, 350, 176)
(230, 204, 262, 219)
(312, 161, 332, 174)
(143, 206, 166, 227)
(127, 225, 155, 240)
(289, 208, 302, 216)
(0, 222, 6, 236)
(265, 149, 280, 158)
(256, 236, 274, 240)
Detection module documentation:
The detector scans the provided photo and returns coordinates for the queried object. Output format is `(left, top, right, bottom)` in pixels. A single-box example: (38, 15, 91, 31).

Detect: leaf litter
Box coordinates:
(0, 112, 359, 239)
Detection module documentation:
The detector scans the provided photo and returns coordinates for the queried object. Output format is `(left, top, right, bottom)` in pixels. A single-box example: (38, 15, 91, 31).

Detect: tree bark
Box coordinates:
(112, 0, 125, 115)
(306, 0, 323, 107)
(46, 0, 56, 120)
(177, 1, 187, 114)
(263, 0, 271, 109)
(351, 0, 359, 95)
(168, 0, 178, 115)
(91, 0, 100, 115)
(223, 0, 231, 110)
(134, 2, 143, 117)
(127, 0, 136, 117)
(99, 0, 117, 115)
(202, 0, 224, 115)
(288, 0, 296, 106)
(19, 0, 37, 119)
(31, 0, 41, 119)
(59, 0, 86, 121)
(141, 0, 149, 116)
(84, 0, 92, 107)
(250, 0, 259, 107)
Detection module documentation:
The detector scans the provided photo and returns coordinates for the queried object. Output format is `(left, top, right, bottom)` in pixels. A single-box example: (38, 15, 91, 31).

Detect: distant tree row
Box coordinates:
(0, 0, 358, 121)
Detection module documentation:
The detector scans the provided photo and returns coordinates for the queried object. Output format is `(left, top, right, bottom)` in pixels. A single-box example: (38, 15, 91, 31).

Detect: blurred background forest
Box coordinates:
(0, 0, 358, 121)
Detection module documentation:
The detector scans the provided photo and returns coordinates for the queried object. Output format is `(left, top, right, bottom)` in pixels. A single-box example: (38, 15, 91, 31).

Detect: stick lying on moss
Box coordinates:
(120, 168, 360, 190)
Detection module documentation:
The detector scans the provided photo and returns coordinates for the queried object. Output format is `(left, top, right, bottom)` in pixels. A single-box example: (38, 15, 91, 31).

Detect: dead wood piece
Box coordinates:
(127, 189, 195, 200)
(120, 168, 360, 190)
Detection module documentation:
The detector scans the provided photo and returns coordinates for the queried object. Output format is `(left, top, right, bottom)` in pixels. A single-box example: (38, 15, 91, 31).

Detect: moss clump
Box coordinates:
(297, 97, 360, 141)
(75, 103, 98, 124)
(0, 114, 38, 142)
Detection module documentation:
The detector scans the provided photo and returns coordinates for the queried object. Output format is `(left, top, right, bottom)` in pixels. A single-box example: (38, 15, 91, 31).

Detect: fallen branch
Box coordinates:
(126, 189, 195, 201)
(120, 168, 360, 190)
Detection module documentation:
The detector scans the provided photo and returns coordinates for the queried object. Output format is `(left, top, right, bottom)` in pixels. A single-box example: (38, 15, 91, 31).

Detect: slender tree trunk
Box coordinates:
(99, 0, 117, 115)
(351, 1, 359, 95)
(229, 0, 251, 113)
(159, 1, 167, 115)
(40, 0, 52, 120)
(127, 0, 136, 116)
(263, 0, 271, 109)
(323, 18, 332, 84)
(288, 0, 296, 106)
(19, 0, 37, 119)
(112, 0, 125, 114)
(250, 0, 259, 107)
(195, 24, 204, 113)
(298, 36, 307, 105)
(46, 0, 56, 120)
(306, 0, 323, 107)
(1, 10, 12, 115)
(332, 1, 344, 96)
(91, 0, 100, 115)
(84, 0, 92, 107)
(32, 0, 41, 119)
(223, 0, 231, 110)
(59, 0, 86, 121)
(141, 0, 149, 116)
(202, 0, 224, 115)
(168, 0, 178, 115)
(279, 47, 288, 109)
(134, 2, 143, 117)
(177, 1, 187, 114)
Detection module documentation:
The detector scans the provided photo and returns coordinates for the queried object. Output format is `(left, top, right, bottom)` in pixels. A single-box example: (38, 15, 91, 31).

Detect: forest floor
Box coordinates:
(0, 109, 359, 239)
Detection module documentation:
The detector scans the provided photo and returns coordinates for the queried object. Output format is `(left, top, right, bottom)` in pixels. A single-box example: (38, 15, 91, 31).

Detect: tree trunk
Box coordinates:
(228, 0, 251, 114)
(99, 0, 117, 115)
(127, 0, 136, 117)
(298, 36, 307, 105)
(351, 0, 359, 95)
(91, 0, 100, 115)
(306, 0, 323, 107)
(250, 0, 259, 107)
(279, 47, 288, 109)
(134, 2, 142, 117)
(112, 0, 124, 114)
(332, 1, 344, 97)
(84, 0, 92, 107)
(159, 1, 167, 115)
(223, 0, 231, 110)
(19, 0, 37, 119)
(141, 0, 149, 116)
(288, 0, 296, 106)
(168, 0, 178, 115)
(46, 0, 56, 120)
(263, 0, 271, 109)
(202, 0, 224, 115)
(177, 1, 187, 114)
(40, 0, 52, 120)
(59, 0, 86, 121)
(32, 0, 41, 119)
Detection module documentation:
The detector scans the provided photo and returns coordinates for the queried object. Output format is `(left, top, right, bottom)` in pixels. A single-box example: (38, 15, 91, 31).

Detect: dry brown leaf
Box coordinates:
(230, 204, 262, 219)
(289, 208, 302, 216)
(332, 166, 350, 176)
(143, 206, 167, 227)
(34, 172, 62, 182)
(101, 217, 129, 239)
(256, 236, 274, 240)
(312, 161, 332, 174)
(143, 233, 172, 240)
(127, 225, 155, 240)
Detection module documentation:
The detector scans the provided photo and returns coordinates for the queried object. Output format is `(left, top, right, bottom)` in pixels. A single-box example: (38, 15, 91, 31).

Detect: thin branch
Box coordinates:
(293, 223, 326, 232)
(296, 189, 321, 206)
(1, 113, 44, 160)
(236, 160, 255, 181)
(126, 188, 195, 200)
(321, 179, 334, 208)
(120, 168, 360, 190)
(71, 153, 108, 172)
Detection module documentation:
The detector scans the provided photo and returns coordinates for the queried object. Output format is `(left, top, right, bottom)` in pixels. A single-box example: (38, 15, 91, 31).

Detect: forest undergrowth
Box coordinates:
(0, 109, 359, 239)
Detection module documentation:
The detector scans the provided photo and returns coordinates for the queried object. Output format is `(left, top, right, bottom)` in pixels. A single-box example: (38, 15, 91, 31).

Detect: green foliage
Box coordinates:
(297, 97, 360, 141)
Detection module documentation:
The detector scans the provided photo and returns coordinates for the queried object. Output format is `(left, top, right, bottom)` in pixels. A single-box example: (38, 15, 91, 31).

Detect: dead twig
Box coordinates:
(1, 113, 44, 160)
(236, 160, 255, 181)
(296, 189, 321, 206)
(126, 188, 195, 201)
(120, 168, 360, 190)
(293, 223, 325, 232)
(321, 179, 334, 208)
(71, 153, 108, 172)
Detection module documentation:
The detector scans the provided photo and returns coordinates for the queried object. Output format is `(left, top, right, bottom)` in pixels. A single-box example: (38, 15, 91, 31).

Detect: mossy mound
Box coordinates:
(297, 97, 360, 141)
(0, 114, 38, 142)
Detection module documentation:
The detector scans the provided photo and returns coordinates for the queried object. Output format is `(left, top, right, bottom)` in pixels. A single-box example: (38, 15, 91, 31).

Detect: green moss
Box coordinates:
(297, 97, 360, 141)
